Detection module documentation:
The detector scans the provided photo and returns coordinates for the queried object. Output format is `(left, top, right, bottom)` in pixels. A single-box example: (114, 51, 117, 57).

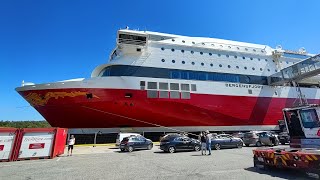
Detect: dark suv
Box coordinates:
(120, 135, 153, 152)
(160, 134, 201, 153)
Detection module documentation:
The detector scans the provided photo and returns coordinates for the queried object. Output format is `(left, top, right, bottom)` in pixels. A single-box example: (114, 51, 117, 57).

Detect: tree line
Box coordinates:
(0, 121, 51, 128)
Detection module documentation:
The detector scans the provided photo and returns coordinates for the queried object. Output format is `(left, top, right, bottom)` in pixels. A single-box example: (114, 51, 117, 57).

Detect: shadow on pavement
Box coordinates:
(244, 167, 308, 180)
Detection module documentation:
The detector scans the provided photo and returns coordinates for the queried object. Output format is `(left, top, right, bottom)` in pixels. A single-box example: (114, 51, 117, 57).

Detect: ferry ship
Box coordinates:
(16, 29, 320, 132)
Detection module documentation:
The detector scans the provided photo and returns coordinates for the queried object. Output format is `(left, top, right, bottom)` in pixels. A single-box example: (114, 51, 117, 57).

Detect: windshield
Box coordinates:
(300, 109, 320, 128)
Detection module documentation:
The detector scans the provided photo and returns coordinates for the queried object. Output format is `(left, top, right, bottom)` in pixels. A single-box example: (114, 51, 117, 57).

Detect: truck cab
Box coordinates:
(282, 104, 320, 148)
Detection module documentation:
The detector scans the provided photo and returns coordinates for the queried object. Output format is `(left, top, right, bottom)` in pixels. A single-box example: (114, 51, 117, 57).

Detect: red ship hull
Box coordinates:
(18, 88, 320, 129)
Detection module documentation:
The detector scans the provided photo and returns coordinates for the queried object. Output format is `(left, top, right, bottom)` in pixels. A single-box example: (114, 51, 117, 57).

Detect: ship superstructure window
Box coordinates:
(181, 84, 190, 91)
(236, 66, 239, 69)
(192, 62, 195, 65)
(234, 56, 237, 59)
(228, 65, 231, 68)
(250, 57, 253, 60)
(161, 59, 165, 62)
(171, 49, 175, 52)
(226, 55, 229, 58)
(200, 52, 203, 55)
(182, 40, 185, 43)
(170, 91, 180, 99)
(140, 81, 146, 90)
(159, 83, 168, 90)
(118, 33, 147, 46)
(99, 65, 268, 85)
(182, 61, 185, 64)
(161, 47, 165, 50)
(172, 60, 175, 63)
(242, 57, 245, 59)
(191, 51, 194, 54)
(181, 50, 184, 53)
(159, 91, 169, 98)
(209, 53, 212, 56)
(191, 84, 197, 91)
(218, 54, 221, 57)
(148, 82, 157, 89)
(192, 42, 195, 44)
(253, 49, 256, 52)
(201, 63, 204, 66)
(147, 90, 158, 98)
(202, 43, 205, 45)
(170, 83, 179, 90)
(172, 39, 175, 42)
(181, 92, 190, 99)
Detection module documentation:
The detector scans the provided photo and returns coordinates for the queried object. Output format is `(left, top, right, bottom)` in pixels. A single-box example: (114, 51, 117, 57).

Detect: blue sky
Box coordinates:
(1, 0, 320, 121)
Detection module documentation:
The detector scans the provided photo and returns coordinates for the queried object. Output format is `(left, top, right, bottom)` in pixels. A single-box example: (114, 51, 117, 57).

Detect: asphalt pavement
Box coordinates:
(0, 145, 310, 180)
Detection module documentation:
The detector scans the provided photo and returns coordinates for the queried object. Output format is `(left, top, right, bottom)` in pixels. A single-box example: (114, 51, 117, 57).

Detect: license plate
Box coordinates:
(258, 157, 264, 162)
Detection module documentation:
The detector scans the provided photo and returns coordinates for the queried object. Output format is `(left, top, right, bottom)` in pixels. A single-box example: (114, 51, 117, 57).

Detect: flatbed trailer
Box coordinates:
(253, 104, 320, 179)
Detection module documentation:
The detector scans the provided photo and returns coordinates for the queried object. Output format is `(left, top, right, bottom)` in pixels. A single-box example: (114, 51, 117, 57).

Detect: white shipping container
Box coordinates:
(18, 132, 54, 158)
(0, 132, 16, 160)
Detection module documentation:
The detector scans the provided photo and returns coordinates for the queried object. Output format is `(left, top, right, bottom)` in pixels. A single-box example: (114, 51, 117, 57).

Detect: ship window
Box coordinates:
(226, 55, 229, 58)
(182, 40, 185, 43)
(181, 49, 185, 53)
(261, 49, 265, 52)
(192, 62, 195, 65)
(172, 39, 175, 42)
(248, 89, 252, 94)
(267, 69, 270, 71)
(191, 84, 197, 91)
(275, 69, 278, 72)
(159, 91, 169, 98)
(161, 59, 165, 62)
(147, 90, 158, 98)
(200, 52, 203, 55)
(237, 47, 240, 50)
(209, 53, 212, 56)
(218, 54, 221, 57)
(250, 57, 253, 60)
(234, 56, 237, 59)
(170, 83, 179, 90)
(220, 45, 223, 47)
(253, 49, 256, 52)
(244, 67, 247, 70)
(181, 92, 190, 99)
(252, 67, 255, 70)
(148, 82, 157, 89)
(191, 51, 194, 54)
(136, 48, 141, 52)
(170, 91, 180, 99)
(245, 48, 248, 51)
(210, 63, 213, 67)
(140, 81, 145, 90)
(260, 68, 263, 71)
(228, 65, 231, 68)
(161, 47, 165, 50)
(228, 46, 231, 49)
(211, 44, 215, 46)
(181, 84, 190, 91)
(242, 57, 245, 59)
(159, 83, 168, 90)
(182, 61, 185, 64)
(171, 49, 175, 52)
(192, 42, 195, 44)
(258, 58, 261, 61)
(219, 64, 222, 67)
(265, 59, 268, 62)
(236, 66, 239, 69)
(201, 63, 204, 66)
(202, 43, 205, 45)
(172, 60, 175, 63)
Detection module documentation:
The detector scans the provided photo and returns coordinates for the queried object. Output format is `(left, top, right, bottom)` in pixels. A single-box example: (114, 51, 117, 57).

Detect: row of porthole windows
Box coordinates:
(160, 47, 280, 63)
(169, 40, 266, 53)
(161, 59, 277, 72)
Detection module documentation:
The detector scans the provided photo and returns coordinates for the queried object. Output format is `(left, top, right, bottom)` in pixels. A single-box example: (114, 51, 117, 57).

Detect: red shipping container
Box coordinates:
(14, 128, 67, 161)
(0, 128, 20, 162)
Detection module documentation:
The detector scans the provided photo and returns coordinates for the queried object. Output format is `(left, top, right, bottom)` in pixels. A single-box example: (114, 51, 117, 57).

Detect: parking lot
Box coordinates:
(0, 144, 310, 180)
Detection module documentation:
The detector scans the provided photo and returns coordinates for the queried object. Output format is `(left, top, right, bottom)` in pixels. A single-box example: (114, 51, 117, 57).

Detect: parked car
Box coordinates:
(116, 132, 142, 147)
(232, 132, 245, 140)
(211, 134, 243, 150)
(120, 135, 153, 152)
(160, 134, 201, 153)
(243, 131, 279, 147)
(278, 131, 290, 145)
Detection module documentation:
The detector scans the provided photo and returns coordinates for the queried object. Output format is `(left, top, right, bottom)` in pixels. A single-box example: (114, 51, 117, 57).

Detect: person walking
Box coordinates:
(205, 130, 212, 155)
(67, 135, 75, 156)
(200, 132, 207, 155)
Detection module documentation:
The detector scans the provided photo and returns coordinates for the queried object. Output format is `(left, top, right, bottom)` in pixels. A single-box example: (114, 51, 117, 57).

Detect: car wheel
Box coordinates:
(245, 144, 250, 147)
(194, 145, 201, 151)
(214, 143, 221, 150)
(168, 146, 176, 153)
(237, 142, 243, 148)
(128, 146, 134, 152)
(147, 144, 153, 150)
(256, 141, 262, 147)
(120, 148, 125, 152)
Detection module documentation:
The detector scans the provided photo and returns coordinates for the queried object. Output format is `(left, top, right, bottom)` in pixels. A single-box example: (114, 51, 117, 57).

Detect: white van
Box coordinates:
(116, 133, 142, 147)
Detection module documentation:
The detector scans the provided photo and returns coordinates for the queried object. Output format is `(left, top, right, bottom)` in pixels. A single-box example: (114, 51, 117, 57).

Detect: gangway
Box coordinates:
(268, 54, 320, 86)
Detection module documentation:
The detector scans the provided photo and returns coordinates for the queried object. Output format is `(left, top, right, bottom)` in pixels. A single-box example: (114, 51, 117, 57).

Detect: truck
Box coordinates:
(253, 104, 320, 179)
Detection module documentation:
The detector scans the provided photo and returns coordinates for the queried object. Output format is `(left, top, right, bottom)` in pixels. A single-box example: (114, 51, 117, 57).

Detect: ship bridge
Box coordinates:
(268, 54, 320, 86)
